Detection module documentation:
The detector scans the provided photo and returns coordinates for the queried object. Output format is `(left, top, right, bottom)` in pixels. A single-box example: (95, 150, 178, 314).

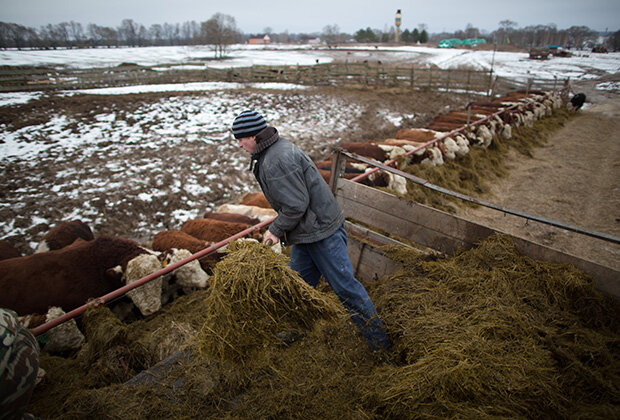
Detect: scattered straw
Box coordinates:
(400, 108, 573, 212)
(29, 234, 619, 419)
(196, 240, 344, 367)
(368, 232, 620, 418)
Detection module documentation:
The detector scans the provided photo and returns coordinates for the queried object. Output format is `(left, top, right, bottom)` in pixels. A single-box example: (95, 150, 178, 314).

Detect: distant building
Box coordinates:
(249, 35, 271, 44)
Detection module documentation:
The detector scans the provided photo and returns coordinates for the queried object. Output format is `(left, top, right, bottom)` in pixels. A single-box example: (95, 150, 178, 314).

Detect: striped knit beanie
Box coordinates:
(232, 110, 267, 139)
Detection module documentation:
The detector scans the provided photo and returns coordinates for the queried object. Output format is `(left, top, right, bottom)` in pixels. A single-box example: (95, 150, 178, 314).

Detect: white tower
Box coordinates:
(395, 9, 402, 43)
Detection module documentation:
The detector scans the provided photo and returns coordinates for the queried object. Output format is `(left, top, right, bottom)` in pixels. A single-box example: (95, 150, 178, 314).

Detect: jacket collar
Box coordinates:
(253, 126, 279, 156)
(249, 127, 279, 170)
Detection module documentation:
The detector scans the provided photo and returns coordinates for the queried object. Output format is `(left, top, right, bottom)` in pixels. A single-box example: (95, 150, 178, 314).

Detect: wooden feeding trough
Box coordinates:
(330, 149, 620, 298)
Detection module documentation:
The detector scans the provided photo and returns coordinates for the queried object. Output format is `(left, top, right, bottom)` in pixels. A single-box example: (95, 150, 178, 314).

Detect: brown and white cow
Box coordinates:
(0, 236, 158, 316)
(152, 230, 224, 267)
(217, 204, 278, 223)
(181, 218, 260, 243)
(240, 192, 272, 209)
(202, 211, 260, 226)
(35, 220, 94, 253)
(0, 240, 21, 261)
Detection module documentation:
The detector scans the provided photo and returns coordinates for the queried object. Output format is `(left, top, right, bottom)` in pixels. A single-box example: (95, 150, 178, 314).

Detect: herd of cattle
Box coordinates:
(0, 192, 277, 353)
(314, 89, 566, 195)
(0, 89, 567, 354)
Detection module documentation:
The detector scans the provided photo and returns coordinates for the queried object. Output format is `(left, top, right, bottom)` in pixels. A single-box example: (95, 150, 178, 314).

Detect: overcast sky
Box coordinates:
(1, 0, 618, 35)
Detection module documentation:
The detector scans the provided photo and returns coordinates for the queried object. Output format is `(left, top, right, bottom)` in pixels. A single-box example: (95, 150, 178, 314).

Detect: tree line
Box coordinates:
(1, 14, 618, 52)
(354, 26, 429, 44)
(0, 16, 239, 53)
(432, 20, 615, 50)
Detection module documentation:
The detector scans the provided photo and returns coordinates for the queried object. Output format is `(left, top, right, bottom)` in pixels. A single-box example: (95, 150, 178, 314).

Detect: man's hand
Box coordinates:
(263, 230, 280, 246)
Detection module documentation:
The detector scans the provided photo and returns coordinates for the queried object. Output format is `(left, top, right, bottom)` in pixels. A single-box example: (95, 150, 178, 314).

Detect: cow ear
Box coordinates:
(105, 265, 123, 282)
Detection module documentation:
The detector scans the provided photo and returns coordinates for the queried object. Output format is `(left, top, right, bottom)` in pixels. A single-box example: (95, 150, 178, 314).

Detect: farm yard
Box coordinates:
(1, 44, 619, 258)
(1, 44, 620, 419)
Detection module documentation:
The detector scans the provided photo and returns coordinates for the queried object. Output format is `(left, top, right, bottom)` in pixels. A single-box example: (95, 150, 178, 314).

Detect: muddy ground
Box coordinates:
(0, 71, 618, 272)
(0, 85, 469, 254)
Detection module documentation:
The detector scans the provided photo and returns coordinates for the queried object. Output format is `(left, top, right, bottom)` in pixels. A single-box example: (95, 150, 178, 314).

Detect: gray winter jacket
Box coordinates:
(251, 127, 344, 244)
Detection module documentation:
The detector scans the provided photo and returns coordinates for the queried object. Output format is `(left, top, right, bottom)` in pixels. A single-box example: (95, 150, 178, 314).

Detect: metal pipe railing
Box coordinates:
(339, 150, 620, 245)
(31, 217, 275, 337)
(30, 94, 546, 335)
(350, 103, 520, 184)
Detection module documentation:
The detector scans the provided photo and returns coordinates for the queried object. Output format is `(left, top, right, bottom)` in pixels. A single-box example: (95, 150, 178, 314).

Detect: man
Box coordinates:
(232, 110, 391, 352)
(0, 308, 40, 420)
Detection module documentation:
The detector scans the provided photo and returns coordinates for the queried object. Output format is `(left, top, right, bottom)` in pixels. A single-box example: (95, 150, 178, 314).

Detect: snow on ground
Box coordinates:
(0, 44, 330, 69)
(1, 44, 618, 82)
(0, 87, 371, 249)
(0, 91, 43, 107)
(0, 44, 618, 251)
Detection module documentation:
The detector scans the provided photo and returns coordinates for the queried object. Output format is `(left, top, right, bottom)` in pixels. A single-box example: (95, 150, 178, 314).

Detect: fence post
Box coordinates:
(429, 68, 433, 89)
(410, 66, 414, 88)
(466, 70, 471, 93)
(526, 77, 532, 95)
(486, 70, 493, 97)
(490, 76, 498, 98)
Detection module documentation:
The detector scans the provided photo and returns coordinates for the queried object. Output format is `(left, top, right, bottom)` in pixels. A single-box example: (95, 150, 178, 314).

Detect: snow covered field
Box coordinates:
(0, 82, 415, 251)
(0, 45, 618, 252)
(1, 43, 618, 81)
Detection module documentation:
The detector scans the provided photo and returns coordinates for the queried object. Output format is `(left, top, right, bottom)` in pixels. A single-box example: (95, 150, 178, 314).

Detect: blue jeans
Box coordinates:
(289, 225, 391, 352)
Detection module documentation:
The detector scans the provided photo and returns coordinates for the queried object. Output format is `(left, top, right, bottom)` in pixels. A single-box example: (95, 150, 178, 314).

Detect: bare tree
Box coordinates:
(0, 22, 36, 49)
(163, 23, 179, 45)
(181, 20, 199, 44)
(464, 23, 480, 39)
(69, 21, 85, 46)
(150, 24, 163, 45)
(608, 29, 620, 51)
(321, 24, 343, 46)
(88, 24, 118, 47)
(566, 25, 596, 48)
(119, 19, 139, 46)
(200, 13, 240, 59)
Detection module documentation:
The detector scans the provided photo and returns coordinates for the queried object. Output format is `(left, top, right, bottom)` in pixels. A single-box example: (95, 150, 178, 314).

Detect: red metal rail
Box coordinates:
(350, 103, 522, 183)
(31, 97, 539, 336)
(31, 217, 275, 337)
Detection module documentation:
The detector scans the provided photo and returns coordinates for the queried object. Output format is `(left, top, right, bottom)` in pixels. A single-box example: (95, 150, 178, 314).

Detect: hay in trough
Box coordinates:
(401, 108, 573, 212)
(29, 234, 620, 419)
(367, 233, 620, 418)
(29, 290, 211, 417)
(196, 240, 344, 367)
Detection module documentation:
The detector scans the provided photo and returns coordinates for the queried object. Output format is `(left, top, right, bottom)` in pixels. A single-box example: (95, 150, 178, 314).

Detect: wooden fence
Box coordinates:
(336, 177, 620, 297)
(205, 63, 494, 94)
(492, 73, 565, 95)
(0, 62, 565, 97)
(0, 63, 495, 95)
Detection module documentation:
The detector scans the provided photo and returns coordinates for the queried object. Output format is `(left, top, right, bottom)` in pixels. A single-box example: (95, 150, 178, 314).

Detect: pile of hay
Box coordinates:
(367, 233, 620, 418)
(197, 240, 344, 367)
(402, 108, 573, 212)
(29, 290, 208, 418)
(29, 235, 620, 419)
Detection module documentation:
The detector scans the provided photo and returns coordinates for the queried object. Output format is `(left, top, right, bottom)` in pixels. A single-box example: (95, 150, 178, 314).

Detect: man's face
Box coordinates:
(237, 136, 257, 154)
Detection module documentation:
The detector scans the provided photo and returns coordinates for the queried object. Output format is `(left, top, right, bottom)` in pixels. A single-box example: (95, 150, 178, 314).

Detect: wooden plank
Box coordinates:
(344, 222, 406, 284)
(345, 220, 430, 253)
(347, 236, 401, 283)
(335, 179, 620, 297)
(336, 179, 495, 254)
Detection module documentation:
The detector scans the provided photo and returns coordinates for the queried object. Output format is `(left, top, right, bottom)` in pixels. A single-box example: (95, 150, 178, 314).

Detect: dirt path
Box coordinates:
(456, 76, 620, 271)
